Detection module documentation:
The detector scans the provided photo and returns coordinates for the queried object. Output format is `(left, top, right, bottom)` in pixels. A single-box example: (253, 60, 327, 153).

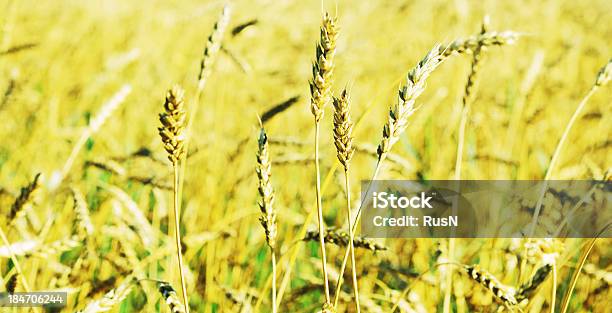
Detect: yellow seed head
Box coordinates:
(158, 85, 187, 166)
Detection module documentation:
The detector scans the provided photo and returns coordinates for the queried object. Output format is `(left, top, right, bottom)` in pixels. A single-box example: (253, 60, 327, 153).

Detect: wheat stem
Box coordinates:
(332, 169, 360, 311)
(271, 249, 277, 313)
(173, 165, 189, 313)
(529, 60, 611, 237)
(551, 263, 557, 313)
(314, 123, 331, 302)
(159, 86, 190, 313)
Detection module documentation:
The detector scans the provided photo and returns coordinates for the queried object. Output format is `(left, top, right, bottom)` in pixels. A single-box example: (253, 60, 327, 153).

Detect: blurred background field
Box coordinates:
(0, 0, 610, 312)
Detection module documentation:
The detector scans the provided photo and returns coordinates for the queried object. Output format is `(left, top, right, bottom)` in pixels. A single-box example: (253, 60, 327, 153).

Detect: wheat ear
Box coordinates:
(463, 265, 518, 307)
(158, 85, 189, 313)
(330, 89, 360, 312)
(440, 30, 519, 59)
(377, 45, 443, 158)
(159, 282, 187, 313)
(5, 273, 17, 293)
(304, 229, 386, 252)
(256, 126, 278, 313)
(197, 5, 231, 91)
(77, 278, 134, 313)
(71, 186, 94, 238)
(309, 12, 337, 305)
(517, 264, 552, 301)
(9, 172, 40, 224)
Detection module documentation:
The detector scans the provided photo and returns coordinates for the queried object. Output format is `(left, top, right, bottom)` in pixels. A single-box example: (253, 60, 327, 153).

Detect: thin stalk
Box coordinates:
(173, 165, 190, 313)
(332, 168, 360, 312)
(271, 249, 277, 313)
(444, 102, 470, 313)
(551, 263, 557, 313)
(559, 238, 598, 313)
(314, 122, 331, 302)
(271, 164, 339, 311)
(545, 87, 596, 181)
(528, 87, 597, 237)
(335, 156, 385, 304)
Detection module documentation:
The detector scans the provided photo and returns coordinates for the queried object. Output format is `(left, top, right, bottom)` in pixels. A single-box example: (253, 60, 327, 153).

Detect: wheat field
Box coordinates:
(0, 0, 611, 312)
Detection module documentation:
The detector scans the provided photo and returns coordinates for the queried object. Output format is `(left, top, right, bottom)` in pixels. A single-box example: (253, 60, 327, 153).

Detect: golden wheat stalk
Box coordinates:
(158, 85, 190, 313)
(256, 126, 278, 313)
(309, 12, 338, 305)
(330, 89, 360, 312)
